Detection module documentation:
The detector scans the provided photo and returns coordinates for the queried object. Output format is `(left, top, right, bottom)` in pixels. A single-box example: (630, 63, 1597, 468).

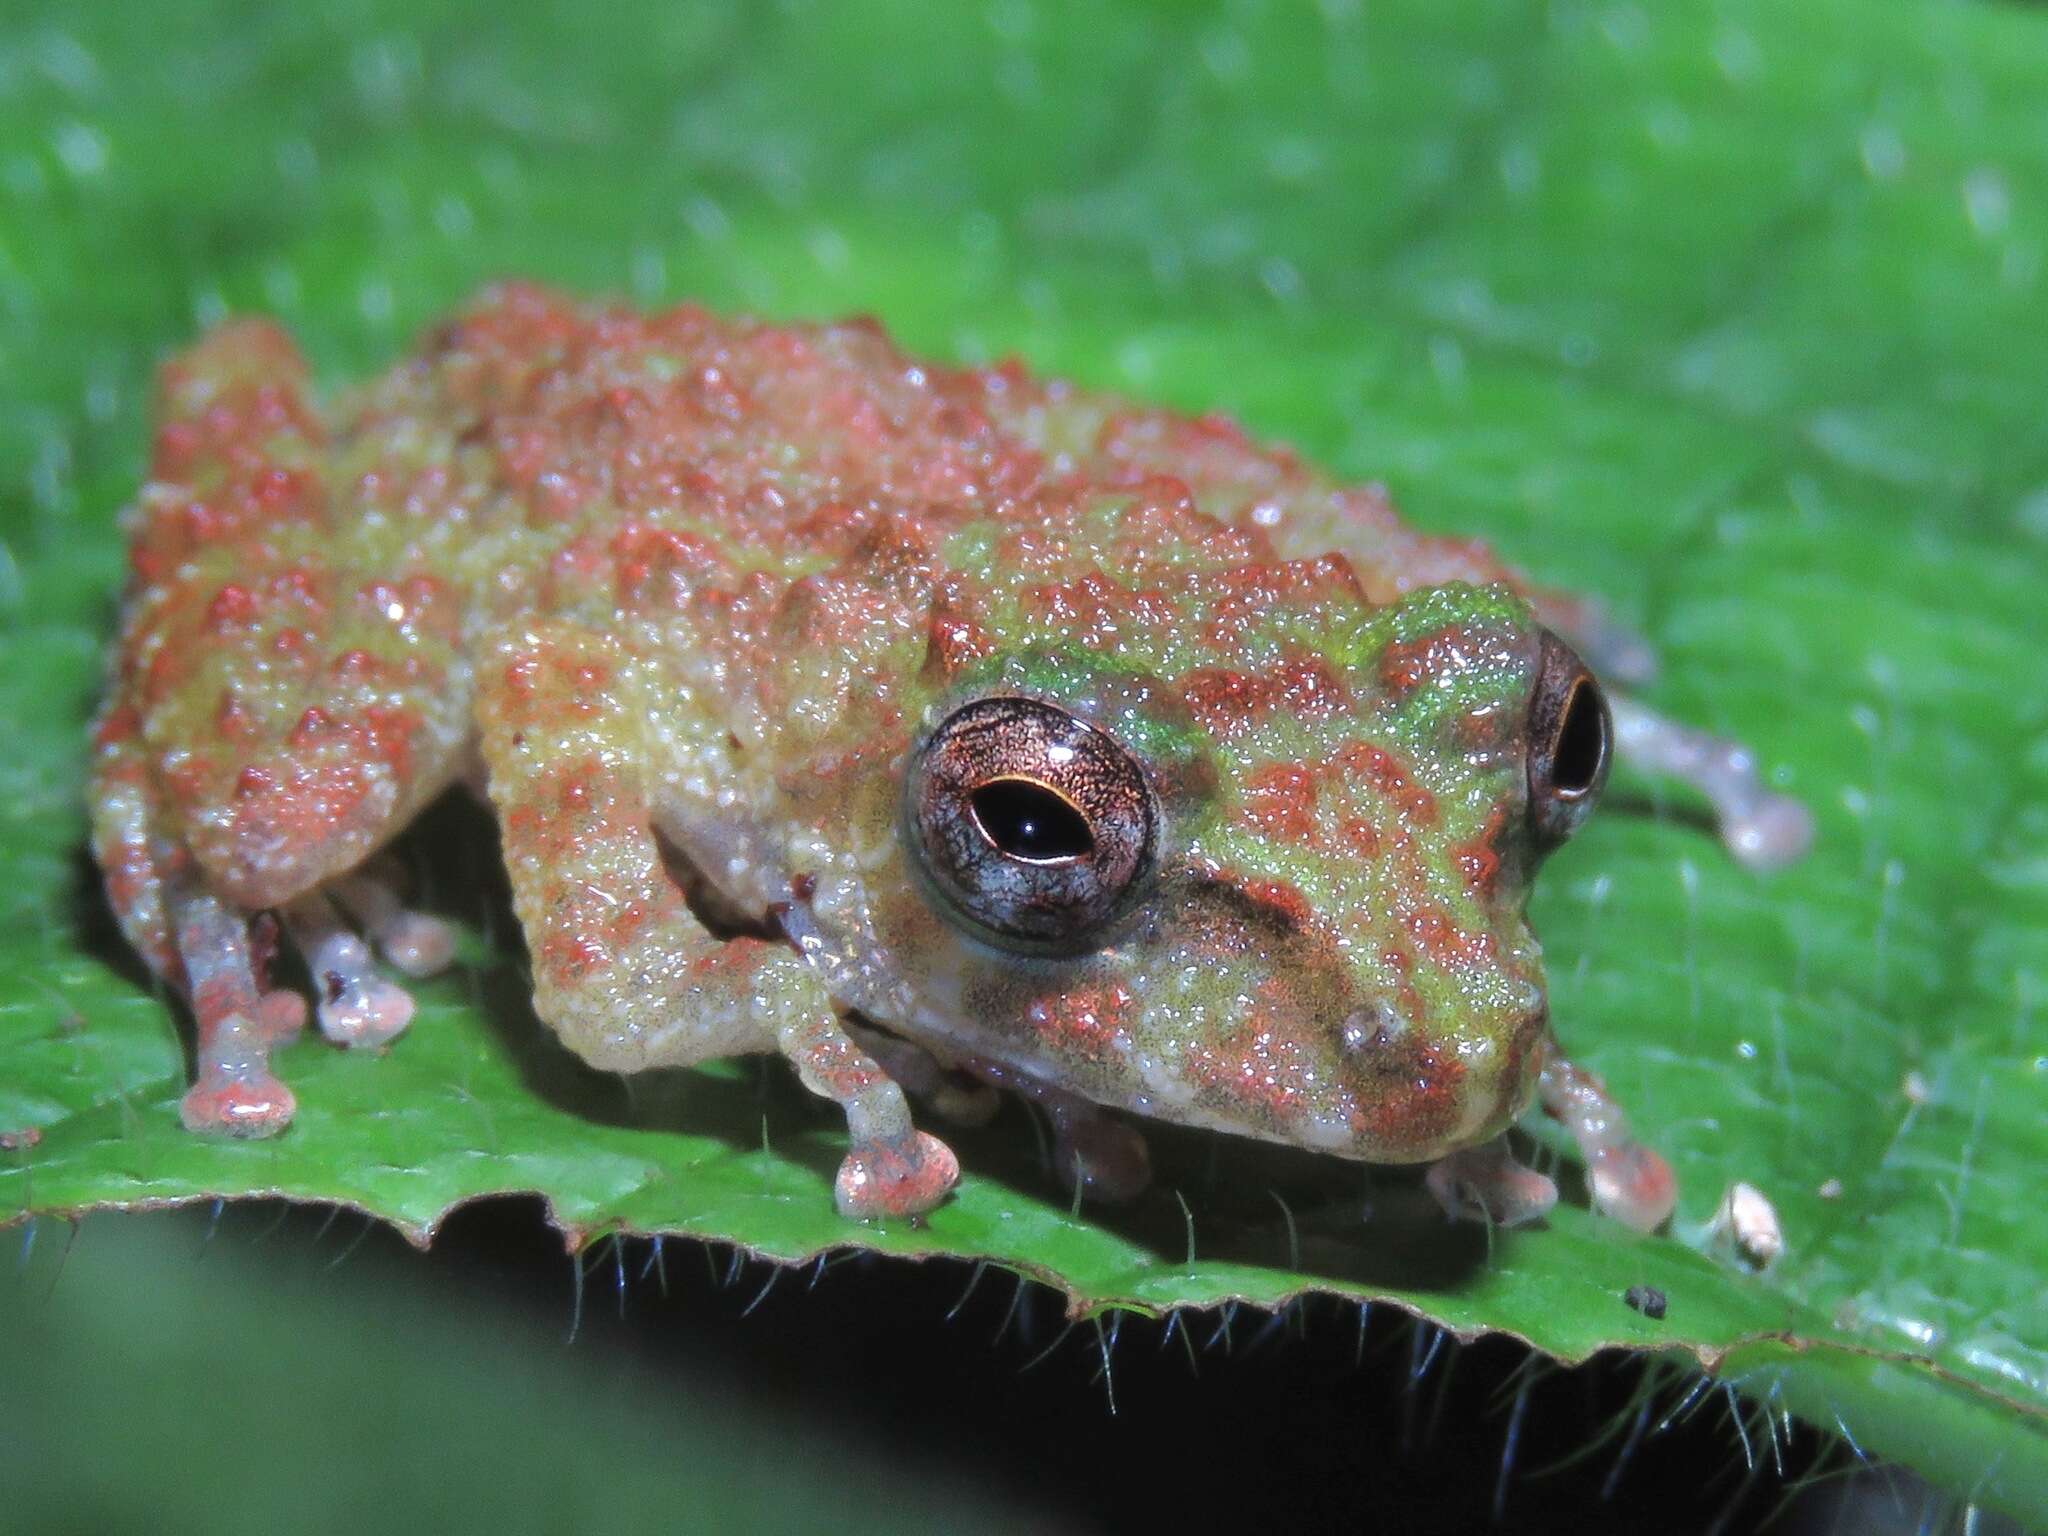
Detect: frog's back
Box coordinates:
(95, 282, 1521, 951)
(365, 282, 1522, 620)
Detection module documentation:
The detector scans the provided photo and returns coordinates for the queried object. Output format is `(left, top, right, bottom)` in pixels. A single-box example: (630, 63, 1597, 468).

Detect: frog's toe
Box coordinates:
(316, 972, 417, 1050)
(180, 1051, 298, 1138)
(1586, 1141, 1677, 1233)
(253, 988, 310, 1044)
(332, 862, 456, 978)
(1424, 1137, 1558, 1227)
(1050, 1105, 1152, 1204)
(283, 891, 418, 1049)
(1722, 792, 1815, 873)
(371, 912, 456, 979)
(834, 1130, 960, 1220)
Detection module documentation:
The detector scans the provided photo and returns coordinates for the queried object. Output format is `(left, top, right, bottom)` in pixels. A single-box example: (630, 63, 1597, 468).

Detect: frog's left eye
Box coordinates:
(905, 697, 1158, 952)
(1527, 631, 1611, 847)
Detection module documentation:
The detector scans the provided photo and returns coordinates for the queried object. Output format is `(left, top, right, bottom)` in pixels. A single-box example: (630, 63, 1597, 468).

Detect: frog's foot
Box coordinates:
(1537, 1049, 1677, 1233)
(281, 891, 417, 1049)
(834, 1131, 962, 1220)
(1046, 1097, 1152, 1204)
(1608, 694, 1813, 871)
(170, 885, 304, 1138)
(842, 1019, 1001, 1128)
(775, 1006, 962, 1221)
(1424, 1137, 1558, 1227)
(330, 859, 456, 979)
(180, 1044, 298, 1137)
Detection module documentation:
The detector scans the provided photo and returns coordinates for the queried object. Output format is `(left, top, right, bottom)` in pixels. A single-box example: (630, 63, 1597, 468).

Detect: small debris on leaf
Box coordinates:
(1816, 1177, 1843, 1200)
(1623, 1284, 1668, 1320)
(1707, 1180, 1784, 1270)
(0, 1126, 40, 1151)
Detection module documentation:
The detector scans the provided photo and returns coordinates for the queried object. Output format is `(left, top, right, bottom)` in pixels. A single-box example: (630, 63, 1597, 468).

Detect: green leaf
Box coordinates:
(1, 0, 2042, 1519)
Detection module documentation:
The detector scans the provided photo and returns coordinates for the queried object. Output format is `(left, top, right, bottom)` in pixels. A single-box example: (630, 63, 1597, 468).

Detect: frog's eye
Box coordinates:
(1527, 631, 1611, 847)
(906, 697, 1158, 952)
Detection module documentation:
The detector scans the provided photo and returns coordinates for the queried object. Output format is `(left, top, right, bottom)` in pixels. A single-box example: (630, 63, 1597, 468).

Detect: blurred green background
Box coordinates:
(2, 0, 2044, 1529)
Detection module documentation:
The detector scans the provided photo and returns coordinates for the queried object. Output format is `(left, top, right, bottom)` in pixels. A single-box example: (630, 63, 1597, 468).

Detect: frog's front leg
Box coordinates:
(1424, 1137, 1558, 1228)
(1425, 1043, 1678, 1233)
(475, 621, 958, 1219)
(1535, 1046, 1677, 1233)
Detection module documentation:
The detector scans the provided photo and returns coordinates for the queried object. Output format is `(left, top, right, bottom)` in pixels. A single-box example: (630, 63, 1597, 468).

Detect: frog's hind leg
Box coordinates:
(120, 316, 470, 914)
(1607, 694, 1813, 871)
(169, 884, 308, 1137)
(94, 700, 304, 1134)
(475, 619, 958, 1219)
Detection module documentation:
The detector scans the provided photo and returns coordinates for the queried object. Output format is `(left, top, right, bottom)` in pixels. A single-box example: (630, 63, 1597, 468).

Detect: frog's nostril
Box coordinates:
(1338, 1000, 1406, 1055)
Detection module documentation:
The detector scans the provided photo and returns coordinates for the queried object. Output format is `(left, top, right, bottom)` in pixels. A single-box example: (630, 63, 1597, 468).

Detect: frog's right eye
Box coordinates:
(1527, 631, 1611, 848)
(905, 697, 1158, 953)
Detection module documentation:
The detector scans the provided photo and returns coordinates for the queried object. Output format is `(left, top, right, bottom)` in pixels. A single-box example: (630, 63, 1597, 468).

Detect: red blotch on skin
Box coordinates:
(1402, 903, 1496, 968)
(926, 606, 995, 673)
(205, 584, 258, 631)
(1027, 983, 1134, 1062)
(1378, 624, 1482, 694)
(1236, 878, 1314, 929)
(1238, 763, 1319, 842)
(288, 707, 333, 747)
(139, 644, 182, 706)
(1275, 654, 1350, 720)
(360, 706, 415, 776)
(610, 523, 726, 608)
(246, 465, 317, 521)
(93, 703, 141, 750)
(1334, 741, 1436, 823)
(541, 932, 607, 982)
(214, 689, 252, 739)
(1180, 668, 1266, 732)
(790, 1024, 885, 1098)
(1184, 989, 1323, 1130)
(501, 654, 541, 701)
(1340, 817, 1382, 860)
(1451, 806, 1506, 895)
(152, 419, 201, 479)
(1355, 1034, 1466, 1155)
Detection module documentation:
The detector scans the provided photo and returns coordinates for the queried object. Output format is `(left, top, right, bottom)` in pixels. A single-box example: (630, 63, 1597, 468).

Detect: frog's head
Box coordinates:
(797, 490, 1609, 1164)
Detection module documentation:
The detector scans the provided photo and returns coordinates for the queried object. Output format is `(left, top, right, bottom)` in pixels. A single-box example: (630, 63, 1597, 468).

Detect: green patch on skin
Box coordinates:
(0, 0, 2043, 1523)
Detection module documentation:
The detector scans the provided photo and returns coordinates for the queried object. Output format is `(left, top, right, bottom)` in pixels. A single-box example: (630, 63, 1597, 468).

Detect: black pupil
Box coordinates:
(969, 778, 1094, 863)
(1551, 680, 1607, 795)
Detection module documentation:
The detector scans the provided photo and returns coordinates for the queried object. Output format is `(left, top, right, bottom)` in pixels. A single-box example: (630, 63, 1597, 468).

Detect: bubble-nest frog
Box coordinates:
(90, 284, 1810, 1226)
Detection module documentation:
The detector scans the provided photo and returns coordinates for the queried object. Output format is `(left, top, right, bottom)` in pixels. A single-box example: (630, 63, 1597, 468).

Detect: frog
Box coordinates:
(89, 282, 1811, 1228)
